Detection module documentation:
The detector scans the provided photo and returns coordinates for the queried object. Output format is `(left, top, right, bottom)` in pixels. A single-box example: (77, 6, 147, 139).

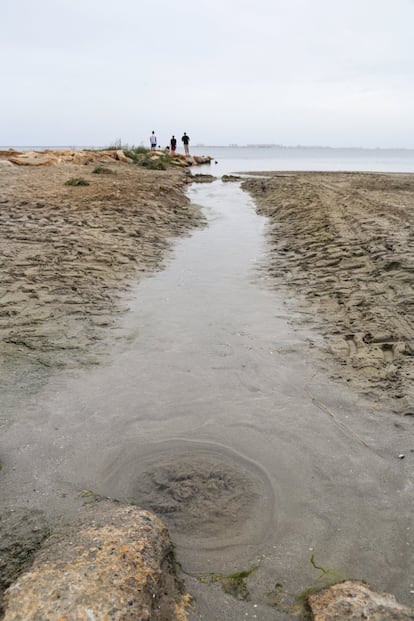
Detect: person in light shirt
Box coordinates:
(149, 131, 157, 150)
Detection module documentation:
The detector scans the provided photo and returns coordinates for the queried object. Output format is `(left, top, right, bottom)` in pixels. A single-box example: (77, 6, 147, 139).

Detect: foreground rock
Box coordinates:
(2, 502, 190, 621)
(0, 508, 50, 616)
(308, 581, 414, 620)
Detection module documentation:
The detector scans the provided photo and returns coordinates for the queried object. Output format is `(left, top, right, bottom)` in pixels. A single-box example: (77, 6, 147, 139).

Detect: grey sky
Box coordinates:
(2, 0, 414, 147)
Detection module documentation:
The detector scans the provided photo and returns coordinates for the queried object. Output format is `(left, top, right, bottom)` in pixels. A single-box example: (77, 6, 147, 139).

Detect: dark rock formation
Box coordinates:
(222, 175, 242, 182)
(190, 174, 216, 183)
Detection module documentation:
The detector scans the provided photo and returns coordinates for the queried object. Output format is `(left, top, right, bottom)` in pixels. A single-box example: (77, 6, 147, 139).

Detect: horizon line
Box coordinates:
(2, 144, 414, 151)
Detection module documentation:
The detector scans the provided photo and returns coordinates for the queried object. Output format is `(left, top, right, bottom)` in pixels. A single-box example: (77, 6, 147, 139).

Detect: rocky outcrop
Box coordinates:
(0, 149, 213, 167)
(190, 173, 216, 183)
(308, 581, 414, 621)
(1, 149, 130, 167)
(2, 502, 191, 621)
(0, 508, 50, 616)
(222, 174, 242, 182)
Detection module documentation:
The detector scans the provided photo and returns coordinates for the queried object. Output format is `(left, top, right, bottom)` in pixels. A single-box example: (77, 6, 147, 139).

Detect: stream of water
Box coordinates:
(1, 178, 412, 619)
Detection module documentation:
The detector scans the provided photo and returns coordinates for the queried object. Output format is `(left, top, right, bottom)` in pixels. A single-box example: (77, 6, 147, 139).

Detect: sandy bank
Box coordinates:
(0, 161, 203, 369)
(243, 171, 414, 415)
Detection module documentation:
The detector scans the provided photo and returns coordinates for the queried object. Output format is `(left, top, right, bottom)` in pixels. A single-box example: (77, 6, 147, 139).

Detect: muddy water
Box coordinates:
(1, 181, 413, 619)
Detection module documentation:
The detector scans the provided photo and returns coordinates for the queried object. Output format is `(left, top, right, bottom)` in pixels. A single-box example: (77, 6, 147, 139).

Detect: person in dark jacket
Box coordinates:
(181, 132, 190, 155)
(170, 135, 177, 153)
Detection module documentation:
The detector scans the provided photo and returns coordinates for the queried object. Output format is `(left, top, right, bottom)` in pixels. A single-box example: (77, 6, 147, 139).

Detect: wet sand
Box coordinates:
(0, 170, 413, 619)
(0, 161, 203, 370)
(244, 172, 414, 416)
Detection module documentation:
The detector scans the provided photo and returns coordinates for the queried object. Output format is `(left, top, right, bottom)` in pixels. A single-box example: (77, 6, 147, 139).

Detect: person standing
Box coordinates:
(170, 135, 177, 153)
(181, 132, 190, 155)
(149, 131, 157, 150)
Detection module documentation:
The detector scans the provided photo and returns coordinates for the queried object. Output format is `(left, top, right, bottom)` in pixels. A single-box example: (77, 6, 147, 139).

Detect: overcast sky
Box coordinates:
(2, 0, 414, 148)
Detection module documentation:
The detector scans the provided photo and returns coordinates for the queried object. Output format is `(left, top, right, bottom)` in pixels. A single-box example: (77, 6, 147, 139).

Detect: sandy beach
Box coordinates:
(0, 161, 413, 618)
(0, 159, 203, 370)
(244, 171, 414, 416)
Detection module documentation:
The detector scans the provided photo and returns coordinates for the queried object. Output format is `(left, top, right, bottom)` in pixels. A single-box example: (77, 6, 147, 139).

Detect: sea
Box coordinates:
(4, 145, 414, 176)
(189, 145, 414, 176)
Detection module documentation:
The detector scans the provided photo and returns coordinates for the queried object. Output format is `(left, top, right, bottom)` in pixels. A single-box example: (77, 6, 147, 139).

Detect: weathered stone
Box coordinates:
(0, 508, 50, 615)
(222, 175, 242, 182)
(308, 580, 414, 621)
(9, 156, 55, 166)
(1, 149, 213, 168)
(2, 501, 191, 621)
(193, 155, 213, 165)
(115, 149, 128, 162)
(190, 174, 216, 183)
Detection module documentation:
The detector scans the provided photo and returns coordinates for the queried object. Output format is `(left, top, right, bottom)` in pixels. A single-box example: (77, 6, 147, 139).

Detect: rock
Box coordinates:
(170, 158, 188, 168)
(9, 156, 55, 166)
(222, 175, 242, 182)
(190, 174, 216, 183)
(308, 580, 414, 621)
(0, 508, 50, 615)
(0, 147, 212, 172)
(115, 149, 128, 162)
(2, 501, 191, 621)
(0, 149, 22, 157)
(1, 149, 133, 168)
(193, 156, 213, 165)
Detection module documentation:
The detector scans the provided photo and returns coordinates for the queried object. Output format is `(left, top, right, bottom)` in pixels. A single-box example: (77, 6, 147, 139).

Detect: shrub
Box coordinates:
(107, 138, 124, 150)
(123, 147, 150, 163)
(92, 166, 115, 175)
(140, 157, 167, 171)
(64, 177, 90, 186)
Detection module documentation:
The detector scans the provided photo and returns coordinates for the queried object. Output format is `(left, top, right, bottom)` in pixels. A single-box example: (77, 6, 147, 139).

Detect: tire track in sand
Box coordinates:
(243, 172, 414, 416)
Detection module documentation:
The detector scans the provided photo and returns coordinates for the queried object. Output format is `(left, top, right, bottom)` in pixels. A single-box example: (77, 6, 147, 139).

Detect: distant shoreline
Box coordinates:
(2, 144, 414, 152)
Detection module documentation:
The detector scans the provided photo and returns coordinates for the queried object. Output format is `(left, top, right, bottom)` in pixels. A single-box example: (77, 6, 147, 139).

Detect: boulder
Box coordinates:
(115, 149, 128, 163)
(190, 174, 216, 183)
(8, 154, 56, 166)
(308, 580, 414, 621)
(0, 507, 50, 615)
(222, 175, 242, 182)
(2, 501, 191, 621)
(193, 155, 213, 165)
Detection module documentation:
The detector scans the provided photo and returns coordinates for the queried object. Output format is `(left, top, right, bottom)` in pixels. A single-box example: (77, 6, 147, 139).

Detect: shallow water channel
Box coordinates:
(2, 179, 413, 619)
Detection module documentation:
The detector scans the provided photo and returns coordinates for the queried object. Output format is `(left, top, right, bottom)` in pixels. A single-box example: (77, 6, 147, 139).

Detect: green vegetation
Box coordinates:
(266, 554, 346, 616)
(181, 565, 259, 601)
(64, 177, 90, 186)
(295, 555, 345, 605)
(219, 566, 259, 600)
(101, 140, 148, 154)
(106, 138, 125, 150)
(123, 147, 169, 170)
(92, 166, 115, 175)
(125, 146, 148, 155)
(94, 140, 179, 171)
